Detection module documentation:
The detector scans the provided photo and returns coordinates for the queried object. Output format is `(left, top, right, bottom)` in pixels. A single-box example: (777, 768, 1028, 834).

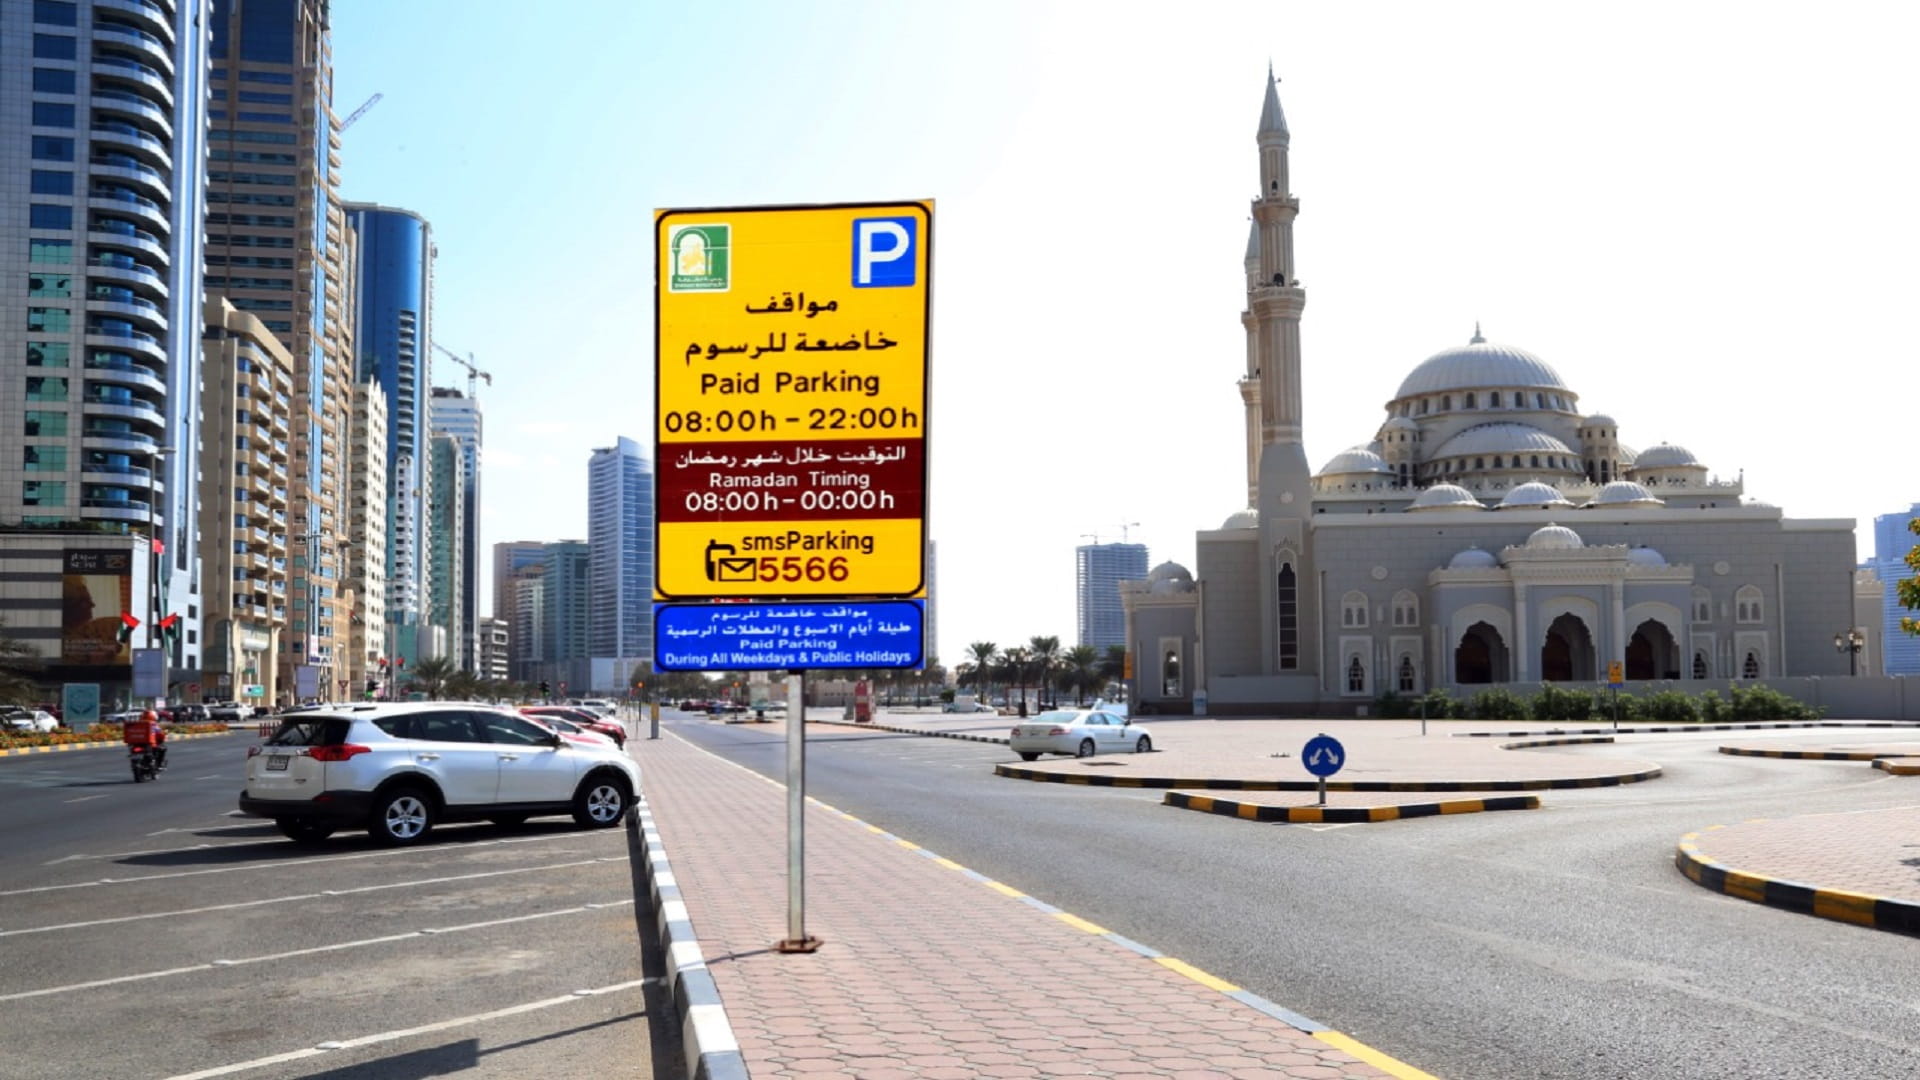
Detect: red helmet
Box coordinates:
(141, 709, 158, 723)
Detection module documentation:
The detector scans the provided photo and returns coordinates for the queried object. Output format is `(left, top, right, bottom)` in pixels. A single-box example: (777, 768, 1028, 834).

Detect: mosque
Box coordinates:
(1121, 72, 1861, 714)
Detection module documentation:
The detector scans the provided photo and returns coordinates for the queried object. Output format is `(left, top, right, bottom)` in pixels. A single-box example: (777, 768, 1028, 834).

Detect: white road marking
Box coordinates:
(148, 823, 262, 837)
(159, 976, 658, 1080)
(195, 774, 223, 781)
(62, 795, 107, 804)
(0, 857, 618, 937)
(0, 900, 634, 1002)
(2, 831, 614, 897)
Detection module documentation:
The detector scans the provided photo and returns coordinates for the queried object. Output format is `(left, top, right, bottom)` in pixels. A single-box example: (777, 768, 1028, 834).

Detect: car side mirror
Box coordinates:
(547, 731, 564, 749)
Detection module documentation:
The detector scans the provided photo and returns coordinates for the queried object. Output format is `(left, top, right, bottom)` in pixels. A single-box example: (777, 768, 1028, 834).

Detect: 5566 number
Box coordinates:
(757, 556, 849, 583)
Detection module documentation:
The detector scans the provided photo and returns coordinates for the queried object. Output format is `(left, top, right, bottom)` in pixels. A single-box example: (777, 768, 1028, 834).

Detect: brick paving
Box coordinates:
(639, 725, 1406, 1079)
(1682, 808, 1920, 904)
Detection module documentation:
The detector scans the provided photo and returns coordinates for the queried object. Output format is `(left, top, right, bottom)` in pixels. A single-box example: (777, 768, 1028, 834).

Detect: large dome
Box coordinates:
(1447, 547, 1500, 569)
(1395, 336, 1568, 399)
(1146, 562, 1195, 594)
(1219, 507, 1259, 530)
(1432, 423, 1574, 460)
(1317, 445, 1392, 476)
(1587, 481, 1664, 508)
(1527, 524, 1584, 550)
(1633, 442, 1703, 469)
(1497, 482, 1575, 510)
(1408, 484, 1485, 512)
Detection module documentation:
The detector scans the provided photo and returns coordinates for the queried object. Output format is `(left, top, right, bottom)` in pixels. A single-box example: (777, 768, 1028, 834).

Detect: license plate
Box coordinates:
(266, 755, 289, 772)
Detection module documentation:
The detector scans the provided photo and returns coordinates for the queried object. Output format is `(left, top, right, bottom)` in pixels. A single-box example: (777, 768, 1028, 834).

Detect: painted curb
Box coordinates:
(1871, 757, 1920, 775)
(0, 730, 234, 757)
(1717, 746, 1886, 761)
(630, 797, 748, 1080)
(992, 762, 1660, 791)
(1675, 832, 1920, 938)
(1164, 790, 1540, 823)
(812, 718, 1008, 744)
(1456, 720, 1920, 737)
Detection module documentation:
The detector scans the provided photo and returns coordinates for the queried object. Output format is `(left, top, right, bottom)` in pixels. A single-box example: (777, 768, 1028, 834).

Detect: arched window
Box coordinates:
(1392, 590, 1419, 628)
(1692, 652, 1709, 679)
(1342, 590, 1369, 628)
(1490, 391, 1502, 407)
(1465, 392, 1477, 408)
(1535, 392, 1547, 408)
(1419, 399, 1430, 415)
(1492, 455, 1503, 468)
(1691, 587, 1712, 623)
(1743, 651, 1760, 679)
(1347, 655, 1366, 693)
(1441, 394, 1452, 411)
(1735, 585, 1763, 624)
(1474, 457, 1485, 470)
(1162, 650, 1182, 697)
(1398, 655, 1416, 692)
(1277, 563, 1298, 670)
(1531, 454, 1541, 468)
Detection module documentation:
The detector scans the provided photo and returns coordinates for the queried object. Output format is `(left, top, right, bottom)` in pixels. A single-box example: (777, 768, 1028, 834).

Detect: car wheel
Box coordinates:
(490, 813, 529, 828)
(368, 786, 434, 845)
(1076, 738, 1096, 758)
(276, 819, 335, 844)
(1018, 752, 1040, 762)
(1135, 735, 1152, 753)
(572, 773, 631, 828)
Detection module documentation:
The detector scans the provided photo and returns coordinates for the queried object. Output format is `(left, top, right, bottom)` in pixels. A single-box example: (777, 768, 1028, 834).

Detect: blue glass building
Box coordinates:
(1872, 505, 1920, 676)
(588, 437, 654, 672)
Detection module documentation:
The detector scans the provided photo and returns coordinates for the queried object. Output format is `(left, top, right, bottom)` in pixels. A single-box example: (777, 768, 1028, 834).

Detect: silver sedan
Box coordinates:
(1008, 709, 1152, 761)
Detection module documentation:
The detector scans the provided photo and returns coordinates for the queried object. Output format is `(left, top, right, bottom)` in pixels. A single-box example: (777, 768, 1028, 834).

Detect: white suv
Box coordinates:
(239, 703, 641, 845)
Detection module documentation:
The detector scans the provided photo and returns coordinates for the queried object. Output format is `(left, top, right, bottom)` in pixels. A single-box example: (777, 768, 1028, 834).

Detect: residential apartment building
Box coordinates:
(587, 436, 651, 688)
(346, 378, 386, 693)
(477, 615, 508, 683)
(3, 0, 212, 685)
(426, 431, 462, 665)
(537, 540, 589, 695)
(430, 385, 479, 669)
(493, 538, 547, 681)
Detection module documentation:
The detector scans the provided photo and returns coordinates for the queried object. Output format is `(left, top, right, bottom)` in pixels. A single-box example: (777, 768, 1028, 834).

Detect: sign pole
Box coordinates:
(777, 670, 820, 952)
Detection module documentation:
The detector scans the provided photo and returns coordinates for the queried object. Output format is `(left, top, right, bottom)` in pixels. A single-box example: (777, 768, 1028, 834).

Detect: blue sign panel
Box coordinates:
(1302, 733, 1345, 778)
(655, 600, 924, 672)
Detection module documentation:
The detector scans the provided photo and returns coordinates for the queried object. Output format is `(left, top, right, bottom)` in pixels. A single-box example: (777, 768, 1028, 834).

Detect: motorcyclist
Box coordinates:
(123, 708, 167, 771)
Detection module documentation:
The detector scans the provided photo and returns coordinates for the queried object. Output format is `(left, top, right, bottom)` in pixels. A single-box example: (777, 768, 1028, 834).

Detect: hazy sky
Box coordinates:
(331, 1, 1920, 664)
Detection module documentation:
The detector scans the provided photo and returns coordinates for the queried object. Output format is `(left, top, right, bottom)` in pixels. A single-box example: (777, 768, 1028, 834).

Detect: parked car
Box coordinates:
(521, 706, 627, 747)
(240, 702, 640, 845)
(943, 701, 998, 714)
(521, 712, 617, 748)
(1008, 708, 1153, 761)
(2, 708, 59, 734)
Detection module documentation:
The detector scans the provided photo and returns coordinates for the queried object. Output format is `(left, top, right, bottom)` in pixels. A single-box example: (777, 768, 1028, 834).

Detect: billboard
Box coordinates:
(61, 549, 132, 665)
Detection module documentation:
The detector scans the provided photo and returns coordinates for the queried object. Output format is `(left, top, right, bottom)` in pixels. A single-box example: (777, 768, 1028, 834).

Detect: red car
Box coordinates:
(521, 706, 626, 747)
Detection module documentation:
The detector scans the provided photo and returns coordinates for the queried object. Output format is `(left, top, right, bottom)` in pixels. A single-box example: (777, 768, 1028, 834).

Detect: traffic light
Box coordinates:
(540, 680, 551, 696)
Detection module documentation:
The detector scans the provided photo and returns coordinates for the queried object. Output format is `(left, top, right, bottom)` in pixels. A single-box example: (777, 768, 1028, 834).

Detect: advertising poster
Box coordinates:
(61, 549, 132, 665)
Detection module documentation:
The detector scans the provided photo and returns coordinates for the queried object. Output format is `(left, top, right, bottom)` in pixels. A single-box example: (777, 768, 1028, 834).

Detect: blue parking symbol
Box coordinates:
(852, 216, 917, 288)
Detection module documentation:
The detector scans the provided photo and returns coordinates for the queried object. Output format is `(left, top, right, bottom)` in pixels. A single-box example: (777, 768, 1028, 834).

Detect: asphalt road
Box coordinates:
(671, 712, 1920, 1080)
(0, 735, 681, 1080)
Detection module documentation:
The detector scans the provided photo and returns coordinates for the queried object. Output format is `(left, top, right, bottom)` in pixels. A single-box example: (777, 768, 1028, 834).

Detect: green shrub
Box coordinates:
(1460, 687, 1529, 721)
(1726, 683, 1824, 721)
(1531, 683, 1600, 723)
(1372, 688, 1455, 719)
(1634, 690, 1700, 724)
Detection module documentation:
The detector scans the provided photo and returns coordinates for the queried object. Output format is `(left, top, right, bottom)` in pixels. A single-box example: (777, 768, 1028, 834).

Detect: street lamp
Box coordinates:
(144, 445, 176, 649)
(1833, 629, 1865, 677)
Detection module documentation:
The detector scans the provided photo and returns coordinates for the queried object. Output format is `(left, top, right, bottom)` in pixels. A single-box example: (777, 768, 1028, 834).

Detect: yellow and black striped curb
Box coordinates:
(0, 730, 235, 758)
(1872, 757, 1920, 775)
(1165, 791, 1540, 823)
(992, 762, 1660, 791)
(1456, 720, 1920, 737)
(1717, 746, 1889, 761)
(806, 795, 1442, 1079)
(1501, 736, 1615, 750)
(1675, 830, 1920, 938)
(811, 718, 1008, 745)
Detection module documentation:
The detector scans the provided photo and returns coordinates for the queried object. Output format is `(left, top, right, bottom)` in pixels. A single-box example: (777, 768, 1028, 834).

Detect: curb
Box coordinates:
(1675, 831, 1920, 938)
(631, 797, 748, 1080)
(991, 762, 1661, 791)
(1872, 757, 1920, 775)
(1164, 790, 1540, 823)
(1456, 720, 1920, 737)
(1717, 746, 1885, 761)
(812, 718, 1008, 745)
(0, 730, 234, 757)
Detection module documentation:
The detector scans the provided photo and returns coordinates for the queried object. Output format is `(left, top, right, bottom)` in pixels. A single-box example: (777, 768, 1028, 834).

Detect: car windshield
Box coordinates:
(1034, 711, 1081, 724)
(264, 716, 351, 747)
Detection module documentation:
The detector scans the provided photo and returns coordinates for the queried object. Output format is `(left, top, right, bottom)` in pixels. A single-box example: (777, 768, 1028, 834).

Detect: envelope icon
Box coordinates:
(705, 540, 757, 583)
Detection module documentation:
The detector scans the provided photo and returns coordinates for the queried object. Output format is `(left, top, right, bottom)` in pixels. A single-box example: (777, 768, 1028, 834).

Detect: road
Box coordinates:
(0, 735, 681, 1080)
(672, 712, 1920, 1080)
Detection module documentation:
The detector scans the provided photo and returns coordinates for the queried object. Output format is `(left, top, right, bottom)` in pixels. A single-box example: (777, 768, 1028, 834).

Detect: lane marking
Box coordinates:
(0, 899, 634, 1002)
(62, 795, 107, 804)
(160, 976, 658, 1079)
(0, 857, 615, 937)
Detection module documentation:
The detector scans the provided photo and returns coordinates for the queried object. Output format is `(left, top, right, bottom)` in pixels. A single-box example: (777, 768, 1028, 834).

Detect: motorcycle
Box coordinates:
(129, 743, 165, 782)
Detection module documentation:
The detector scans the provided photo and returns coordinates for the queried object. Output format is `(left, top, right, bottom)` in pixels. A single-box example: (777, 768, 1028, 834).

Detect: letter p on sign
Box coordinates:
(853, 216, 917, 287)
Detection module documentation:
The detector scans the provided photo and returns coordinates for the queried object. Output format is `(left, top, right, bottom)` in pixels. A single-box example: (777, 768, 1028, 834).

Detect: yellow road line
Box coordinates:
(1315, 1030, 1443, 1080)
(1052, 912, 1108, 935)
(985, 881, 1025, 899)
(1154, 956, 1238, 993)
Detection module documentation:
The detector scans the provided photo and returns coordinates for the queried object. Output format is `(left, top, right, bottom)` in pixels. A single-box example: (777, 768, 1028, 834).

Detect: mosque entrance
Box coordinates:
(1626, 620, 1681, 680)
(1540, 614, 1597, 682)
(1454, 622, 1510, 684)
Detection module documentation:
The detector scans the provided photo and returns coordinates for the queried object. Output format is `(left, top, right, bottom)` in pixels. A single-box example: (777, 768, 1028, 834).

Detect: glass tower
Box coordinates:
(1076, 542, 1149, 649)
(429, 386, 479, 669)
(1872, 505, 1920, 675)
(587, 436, 654, 669)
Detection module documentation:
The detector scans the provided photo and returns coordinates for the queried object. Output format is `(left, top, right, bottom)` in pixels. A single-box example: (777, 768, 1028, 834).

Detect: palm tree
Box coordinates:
(965, 641, 998, 702)
(0, 619, 45, 706)
(999, 646, 1033, 715)
(1062, 645, 1100, 704)
(406, 656, 458, 700)
(1099, 645, 1128, 686)
(1028, 635, 1062, 708)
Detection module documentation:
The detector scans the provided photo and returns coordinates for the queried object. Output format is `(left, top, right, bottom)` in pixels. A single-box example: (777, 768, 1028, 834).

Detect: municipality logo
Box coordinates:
(668, 224, 730, 292)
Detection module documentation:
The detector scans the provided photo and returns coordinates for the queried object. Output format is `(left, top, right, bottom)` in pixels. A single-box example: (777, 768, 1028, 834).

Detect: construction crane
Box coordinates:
(431, 341, 492, 399)
(1081, 523, 1141, 545)
(339, 92, 383, 132)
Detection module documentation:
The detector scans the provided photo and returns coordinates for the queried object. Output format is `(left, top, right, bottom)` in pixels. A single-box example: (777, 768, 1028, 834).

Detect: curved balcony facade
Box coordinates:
(97, 0, 175, 40)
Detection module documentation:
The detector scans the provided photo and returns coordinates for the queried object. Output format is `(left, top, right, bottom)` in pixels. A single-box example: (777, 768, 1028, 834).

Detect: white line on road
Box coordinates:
(159, 976, 658, 1080)
(0, 899, 634, 1002)
(1, 830, 613, 897)
(62, 795, 107, 804)
(147, 823, 263, 837)
(0, 857, 617, 937)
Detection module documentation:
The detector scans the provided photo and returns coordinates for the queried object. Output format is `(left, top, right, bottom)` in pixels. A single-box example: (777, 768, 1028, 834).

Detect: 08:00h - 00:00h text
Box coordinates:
(685, 489, 897, 513)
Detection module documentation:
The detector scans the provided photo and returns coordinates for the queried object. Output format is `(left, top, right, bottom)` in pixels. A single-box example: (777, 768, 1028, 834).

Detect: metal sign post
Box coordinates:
(1607, 660, 1625, 731)
(776, 671, 820, 952)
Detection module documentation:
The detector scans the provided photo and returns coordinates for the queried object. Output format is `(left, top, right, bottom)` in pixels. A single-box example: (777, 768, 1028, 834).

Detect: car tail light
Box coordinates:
(1048, 727, 1068, 736)
(307, 743, 371, 762)
(246, 745, 262, 758)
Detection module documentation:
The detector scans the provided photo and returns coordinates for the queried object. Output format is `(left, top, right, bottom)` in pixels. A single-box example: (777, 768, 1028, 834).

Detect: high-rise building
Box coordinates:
(510, 566, 544, 683)
(205, 0, 358, 702)
(430, 386, 479, 669)
(476, 615, 508, 683)
(587, 436, 652, 681)
(3, 0, 212, 684)
(426, 431, 463, 664)
(1872, 505, 1920, 675)
(1076, 542, 1148, 649)
(344, 203, 434, 648)
(346, 379, 387, 693)
(493, 539, 547, 682)
(538, 540, 589, 694)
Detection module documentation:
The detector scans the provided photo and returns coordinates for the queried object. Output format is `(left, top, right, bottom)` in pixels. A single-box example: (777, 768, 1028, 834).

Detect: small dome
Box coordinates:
(1586, 481, 1664, 508)
(1617, 444, 1638, 465)
(1219, 507, 1259, 530)
(1497, 482, 1574, 510)
(1395, 336, 1569, 400)
(1384, 416, 1420, 432)
(1633, 442, 1703, 469)
(1527, 523, 1584, 549)
(1146, 562, 1195, 594)
(1626, 546, 1667, 567)
(1316, 445, 1392, 477)
(1447, 547, 1500, 569)
(1433, 423, 1575, 461)
(1740, 495, 1776, 509)
(1408, 484, 1486, 512)
(1582, 413, 1618, 428)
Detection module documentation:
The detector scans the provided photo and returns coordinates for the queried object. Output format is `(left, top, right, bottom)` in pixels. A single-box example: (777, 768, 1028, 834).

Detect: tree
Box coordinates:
(1099, 645, 1128, 685)
(998, 646, 1033, 713)
(1062, 645, 1101, 704)
(406, 655, 458, 699)
(0, 619, 45, 706)
(964, 641, 998, 700)
(1028, 635, 1061, 707)
(1901, 517, 1920, 638)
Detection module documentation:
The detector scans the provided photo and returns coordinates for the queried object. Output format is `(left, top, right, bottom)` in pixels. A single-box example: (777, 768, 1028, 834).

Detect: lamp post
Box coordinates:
(143, 445, 176, 649)
(1833, 629, 1865, 677)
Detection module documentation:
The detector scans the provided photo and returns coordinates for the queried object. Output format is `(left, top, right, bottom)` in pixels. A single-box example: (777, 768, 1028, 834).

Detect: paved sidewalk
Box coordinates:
(639, 724, 1429, 1080)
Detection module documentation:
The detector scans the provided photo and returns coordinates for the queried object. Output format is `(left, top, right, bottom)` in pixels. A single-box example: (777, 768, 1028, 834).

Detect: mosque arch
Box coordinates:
(1540, 612, 1597, 682)
(1454, 621, 1511, 684)
(1626, 620, 1681, 680)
